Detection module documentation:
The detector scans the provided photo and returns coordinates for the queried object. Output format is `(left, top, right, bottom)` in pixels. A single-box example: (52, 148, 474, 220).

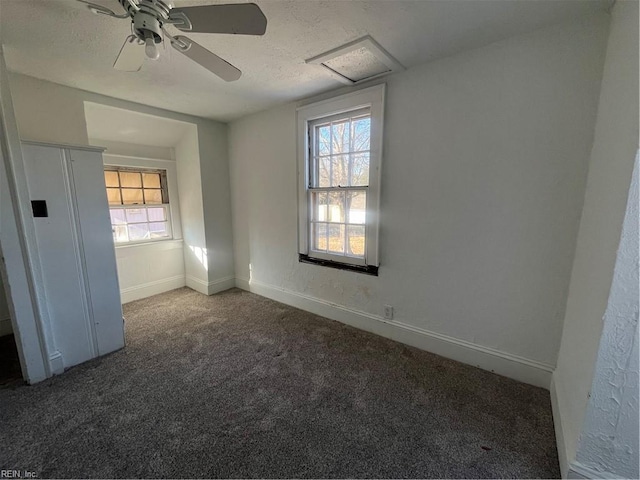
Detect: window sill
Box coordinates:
(114, 238, 183, 250)
(299, 254, 378, 276)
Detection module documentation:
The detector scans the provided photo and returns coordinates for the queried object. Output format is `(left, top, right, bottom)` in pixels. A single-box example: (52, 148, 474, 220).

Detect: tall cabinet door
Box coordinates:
(22, 143, 124, 369)
(67, 147, 124, 356)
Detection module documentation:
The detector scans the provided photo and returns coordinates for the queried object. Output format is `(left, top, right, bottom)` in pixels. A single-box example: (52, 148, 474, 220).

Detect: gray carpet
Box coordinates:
(0, 287, 560, 479)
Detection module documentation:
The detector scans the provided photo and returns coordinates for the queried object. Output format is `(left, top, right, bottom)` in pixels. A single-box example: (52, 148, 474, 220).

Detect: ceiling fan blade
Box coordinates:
(114, 35, 145, 72)
(172, 36, 241, 82)
(169, 3, 267, 35)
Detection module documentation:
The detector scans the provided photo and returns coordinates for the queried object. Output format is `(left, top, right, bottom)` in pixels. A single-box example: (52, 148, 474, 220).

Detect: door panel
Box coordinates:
(22, 144, 95, 367)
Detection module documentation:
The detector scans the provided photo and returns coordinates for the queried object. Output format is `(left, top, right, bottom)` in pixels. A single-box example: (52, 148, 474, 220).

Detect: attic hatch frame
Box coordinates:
(306, 35, 404, 85)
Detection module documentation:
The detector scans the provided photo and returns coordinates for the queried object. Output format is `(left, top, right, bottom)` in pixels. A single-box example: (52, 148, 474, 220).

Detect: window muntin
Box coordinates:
(308, 109, 370, 261)
(104, 167, 172, 245)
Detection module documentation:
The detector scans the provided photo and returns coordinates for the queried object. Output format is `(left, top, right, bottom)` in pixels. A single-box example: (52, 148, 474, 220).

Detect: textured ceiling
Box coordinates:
(0, 0, 609, 122)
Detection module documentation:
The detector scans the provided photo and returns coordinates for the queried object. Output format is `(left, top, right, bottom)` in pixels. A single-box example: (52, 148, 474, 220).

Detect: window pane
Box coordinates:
(330, 155, 349, 187)
(119, 172, 142, 188)
(106, 188, 122, 205)
(122, 189, 144, 205)
(328, 191, 345, 223)
(347, 191, 366, 224)
(347, 225, 365, 257)
(331, 121, 350, 154)
(350, 153, 370, 187)
(125, 208, 147, 223)
(148, 222, 169, 238)
(312, 192, 328, 222)
(144, 189, 163, 204)
(104, 171, 120, 187)
(352, 116, 371, 152)
(112, 225, 128, 243)
(142, 173, 161, 188)
(128, 223, 149, 241)
(328, 224, 345, 254)
(109, 209, 126, 225)
(313, 223, 328, 252)
(317, 125, 330, 156)
(147, 207, 166, 222)
(317, 156, 331, 188)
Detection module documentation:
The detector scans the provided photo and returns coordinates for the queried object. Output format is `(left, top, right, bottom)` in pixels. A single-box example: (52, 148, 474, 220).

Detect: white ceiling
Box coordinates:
(1, 0, 609, 122)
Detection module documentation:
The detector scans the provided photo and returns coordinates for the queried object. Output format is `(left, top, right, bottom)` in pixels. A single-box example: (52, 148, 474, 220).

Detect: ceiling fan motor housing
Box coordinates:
(122, 0, 173, 44)
(133, 12, 163, 43)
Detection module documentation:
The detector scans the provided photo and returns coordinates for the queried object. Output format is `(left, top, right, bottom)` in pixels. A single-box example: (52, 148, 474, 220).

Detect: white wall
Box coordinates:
(94, 141, 186, 304)
(8, 74, 235, 292)
(199, 122, 236, 294)
(175, 126, 209, 292)
(229, 14, 609, 388)
(0, 46, 53, 382)
(574, 153, 639, 479)
(552, 1, 640, 476)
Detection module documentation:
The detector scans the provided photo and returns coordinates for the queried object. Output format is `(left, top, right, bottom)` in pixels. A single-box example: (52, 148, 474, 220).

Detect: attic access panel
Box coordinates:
(306, 36, 404, 85)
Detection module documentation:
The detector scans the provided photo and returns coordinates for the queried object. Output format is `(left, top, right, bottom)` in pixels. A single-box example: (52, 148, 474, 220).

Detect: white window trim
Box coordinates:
(297, 83, 385, 268)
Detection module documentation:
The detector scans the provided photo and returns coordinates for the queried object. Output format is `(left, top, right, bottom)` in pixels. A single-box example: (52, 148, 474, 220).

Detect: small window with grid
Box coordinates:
(104, 167, 172, 244)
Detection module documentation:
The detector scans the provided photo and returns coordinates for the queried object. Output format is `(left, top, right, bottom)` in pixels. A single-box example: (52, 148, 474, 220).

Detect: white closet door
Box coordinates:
(22, 143, 125, 368)
(22, 143, 96, 367)
(68, 148, 124, 355)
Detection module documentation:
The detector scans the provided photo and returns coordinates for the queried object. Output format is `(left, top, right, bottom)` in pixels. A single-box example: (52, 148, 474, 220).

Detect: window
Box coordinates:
(297, 84, 384, 273)
(104, 167, 172, 244)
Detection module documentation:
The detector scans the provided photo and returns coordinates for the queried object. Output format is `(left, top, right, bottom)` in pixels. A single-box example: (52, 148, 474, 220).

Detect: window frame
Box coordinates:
(104, 166, 174, 246)
(297, 84, 385, 270)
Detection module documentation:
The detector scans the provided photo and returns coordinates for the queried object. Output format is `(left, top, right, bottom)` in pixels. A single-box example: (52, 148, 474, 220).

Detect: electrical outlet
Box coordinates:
(383, 305, 394, 320)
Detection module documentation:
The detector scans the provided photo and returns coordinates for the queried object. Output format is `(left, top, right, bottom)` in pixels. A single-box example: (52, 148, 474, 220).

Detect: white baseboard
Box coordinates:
(49, 350, 64, 375)
(0, 317, 13, 337)
(551, 376, 570, 478)
(186, 275, 236, 296)
(235, 277, 554, 389)
(120, 275, 186, 304)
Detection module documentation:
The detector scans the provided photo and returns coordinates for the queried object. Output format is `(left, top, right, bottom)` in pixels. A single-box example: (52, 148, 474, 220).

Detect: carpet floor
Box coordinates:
(0, 287, 559, 479)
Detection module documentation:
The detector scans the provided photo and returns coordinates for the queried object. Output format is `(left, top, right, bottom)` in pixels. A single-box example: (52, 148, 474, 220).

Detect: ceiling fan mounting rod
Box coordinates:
(117, 0, 140, 15)
(117, 0, 174, 19)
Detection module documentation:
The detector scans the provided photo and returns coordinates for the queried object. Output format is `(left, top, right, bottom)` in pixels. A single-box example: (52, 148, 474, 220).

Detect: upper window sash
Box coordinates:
(104, 166, 169, 206)
(308, 108, 372, 190)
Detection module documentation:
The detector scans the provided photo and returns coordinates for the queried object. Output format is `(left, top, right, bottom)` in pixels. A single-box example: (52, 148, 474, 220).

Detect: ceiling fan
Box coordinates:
(77, 0, 267, 81)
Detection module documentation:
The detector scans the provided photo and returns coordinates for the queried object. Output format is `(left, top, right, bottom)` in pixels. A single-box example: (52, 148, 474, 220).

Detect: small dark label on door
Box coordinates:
(31, 200, 48, 217)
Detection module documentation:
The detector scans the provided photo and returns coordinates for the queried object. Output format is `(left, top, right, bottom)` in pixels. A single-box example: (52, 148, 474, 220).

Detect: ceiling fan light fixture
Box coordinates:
(306, 35, 404, 85)
(144, 32, 160, 60)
